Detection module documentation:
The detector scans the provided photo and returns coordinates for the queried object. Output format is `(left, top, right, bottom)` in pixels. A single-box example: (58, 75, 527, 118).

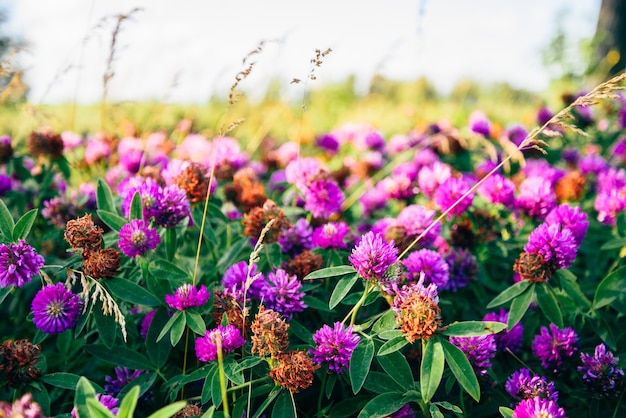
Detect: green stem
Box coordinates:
(316, 371, 327, 417)
(226, 376, 272, 392)
(343, 281, 374, 326)
(216, 336, 231, 418)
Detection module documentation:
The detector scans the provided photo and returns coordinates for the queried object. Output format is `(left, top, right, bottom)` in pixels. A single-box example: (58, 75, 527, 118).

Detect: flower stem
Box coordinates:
(216, 335, 231, 418)
(344, 281, 374, 326)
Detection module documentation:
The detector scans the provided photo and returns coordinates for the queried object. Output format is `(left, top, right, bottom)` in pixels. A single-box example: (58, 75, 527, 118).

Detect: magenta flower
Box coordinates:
(505, 368, 558, 402)
(477, 173, 516, 207)
(578, 343, 624, 397)
(444, 247, 477, 292)
(310, 322, 360, 373)
(396, 205, 441, 247)
(469, 110, 491, 137)
(165, 284, 210, 311)
(532, 324, 578, 371)
(545, 204, 588, 246)
(121, 177, 161, 220)
(279, 218, 313, 256)
(312, 221, 350, 249)
(516, 176, 557, 219)
(0, 240, 45, 289)
(449, 334, 497, 376)
(258, 269, 306, 319)
(0, 394, 45, 418)
(434, 177, 474, 217)
(154, 184, 191, 228)
(418, 161, 452, 198)
(118, 219, 161, 258)
(525, 223, 578, 271)
(403, 249, 449, 289)
(594, 188, 626, 225)
(31, 283, 83, 334)
(105, 367, 147, 395)
(349, 231, 398, 283)
(140, 310, 156, 339)
(512, 397, 566, 418)
(195, 324, 246, 362)
(222, 261, 265, 302)
(303, 177, 344, 219)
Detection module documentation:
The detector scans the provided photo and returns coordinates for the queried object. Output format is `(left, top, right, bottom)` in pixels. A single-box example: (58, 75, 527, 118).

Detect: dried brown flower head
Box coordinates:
(83, 248, 120, 279)
(513, 251, 552, 283)
(554, 171, 586, 202)
(173, 162, 212, 204)
(27, 131, 64, 159)
(396, 295, 442, 343)
(449, 218, 475, 249)
(64, 214, 104, 252)
(0, 339, 42, 388)
(242, 200, 289, 243)
(0, 137, 13, 164)
(224, 168, 267, 212)
(211, 290, 248, 334)
(283, 250, 323, 281)
(269, 350, 319, 393)
(251, 306, 290, 358)
(172, 403, 203, 418)
(384, 225, 416, 254)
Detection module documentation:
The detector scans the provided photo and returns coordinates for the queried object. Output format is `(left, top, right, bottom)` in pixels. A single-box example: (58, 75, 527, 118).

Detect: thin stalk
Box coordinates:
(180, 328, 190, 399)
(343, 281, 374, 326)
(216, 335, 231, 418)
(316, 371, 327, 418)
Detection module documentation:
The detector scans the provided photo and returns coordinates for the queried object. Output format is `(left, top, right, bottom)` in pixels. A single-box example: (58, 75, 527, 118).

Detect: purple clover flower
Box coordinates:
(121, 177, 161, 220)
(449, 334, 497, 376)
(303, 177, 344, 219)
(222, 261, 265, 302)
(516, 176, 557, 219)
(434, 177, 474, 217)
(532, 324, 578, 371)
(278, 218, 313, 256)
(444, 247, 478, 292)
(512, 397, 566, 418)
(477, 173, 516, 207)
(505, 368, 559, 402)
(154, 184, 191, 228)
(594, 188, 626, 225)
(195, 324, 246, 362)
(31, 283, 83, 334)
(312, 221, 350, 249)
(259, 269, 306, 319)
(105, 367, 147, 395)
(140, 310, 156, 339)
(349, 231, 398, 282)
(396, 205, 441, 247)
(525, 223, 578, 271)
(544, 204, 588, 247)
(418, 161, 452, 198)
(403, 249, 449, 289)
(72, 394, 119, 418)
(469, 110, 491, 137)
(522, 160, 564, 185)
(483, 309, 523, 353)
(578, 343, 625, 397)
(0, 394, 45, 418)
(118, 219, 161, 258)
(0, 240, 45, 288)
(579, 154, 608, 176)
(310, 322, 360, 373)
(506, 124, 529, 147)
(165, 284, 210, 311)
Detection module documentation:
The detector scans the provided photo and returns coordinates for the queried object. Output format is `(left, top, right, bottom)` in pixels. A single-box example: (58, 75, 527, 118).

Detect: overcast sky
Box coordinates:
(2, 0, 601, 104)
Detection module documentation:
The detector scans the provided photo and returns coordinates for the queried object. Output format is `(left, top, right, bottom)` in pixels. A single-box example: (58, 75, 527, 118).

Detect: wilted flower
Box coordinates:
(310, 322, 360, 373)
(64, 213, 104, 252)
(270, 350, 319, 393)
(165, 284, 210, 311)
(251, 306, 290, 358)
(31, 283, 83, 334)
(195, 324, 246, 362)
(0, 240, 45, 288)
(83, 248, 120, 279)
(27, 131, 64, 159)
(0, 339, 42, 388)
(282, 250, 323, 281)
(578, 343, 624, 398)
(118, 219, 161, 258)
(392, 277, 441, 342)
(532, 324, 578, 371)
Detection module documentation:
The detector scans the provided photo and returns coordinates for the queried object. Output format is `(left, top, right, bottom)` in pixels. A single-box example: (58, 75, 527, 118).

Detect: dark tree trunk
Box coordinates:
(591, 0, 626, 76)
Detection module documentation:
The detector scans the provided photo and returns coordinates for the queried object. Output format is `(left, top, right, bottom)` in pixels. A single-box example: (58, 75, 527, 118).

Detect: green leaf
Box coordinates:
(185, 310, 207, 335)
(372, 310, 397, 333)
(87, 398, 116, 418)
(41, 372, 82, 390)
(272, 390, 296, 418)
(304, 265, 356, 281)
(165, 228, 177, 262)
(252, 387, 282, 418)
(486, 280, 531, 309)
(441, 321, 507, 337)
(149, 259, 190, 280)
(117, 386, 140, 418)
(357, 392, 406, 418)
(75, 376, 97, 418)
(94, 304, 118, 349)
(421, 338, 444, 403)
(288, 319, 314, 345)
(105, 278, 160, 307)
(12, 208, 37, 241)
(329, 273, 359, 309)
(84, 344, 156, 371)
(0, 198, 14, 239)
(130, 191, 143, 220)
(201, 367, 218, 405)
(593, 265, 626, 310)
(29, 381, 51, 416)
(303, 295, 332, 312)
(433, 402, 462, 414)
(350, 337, 374, 394)
(556, 269, 591, 309)
(441, 339, 480, 402)
(0, 287, 12, 304)
(363, 371, 404, 394)
(55, 156, 72, 180)
(535, 282, 563, 328)
(499, 406, 514, 418)
(377, 350, 414, 389)
(157, 311, 184, 343)
(97, 210, 128, 231)
(330, 396, 371, 418)
(600, 237, 626, 251)
(233, 357, 265, 373)
(146, 401, 187, 418)
(377, 336, 408, 356)
(97, 178, 117, 213)
(216, 236, 249, 269)
(118, 372, 157, 400)
(507, 285, 534, 331)
(170, 311, 187, 346)
(222, 356, 245, 386)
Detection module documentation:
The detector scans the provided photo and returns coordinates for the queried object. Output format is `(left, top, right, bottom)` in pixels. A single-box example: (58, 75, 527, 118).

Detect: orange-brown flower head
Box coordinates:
(242, 200, 289, 243)
(251, 306, 290, 358)
(224, 168, 267, 213)
(83, 248, 120, 279)
(513, 251, 552, 283)
(64, 214, 104, 253)
(449, 218, 475, 249)
(173, 403, 203, 418)
(384, 225, 415, 254)
(269, 350, 320, 393)
(172, 162, 213, 204)
(283, 250, 323, 281)
(554, 171, 586, 203)
(27, 131, 64, 159)
(211, 290, 248, 334)
(0, 339, 42, 388)
(392, 279, 442, 343)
